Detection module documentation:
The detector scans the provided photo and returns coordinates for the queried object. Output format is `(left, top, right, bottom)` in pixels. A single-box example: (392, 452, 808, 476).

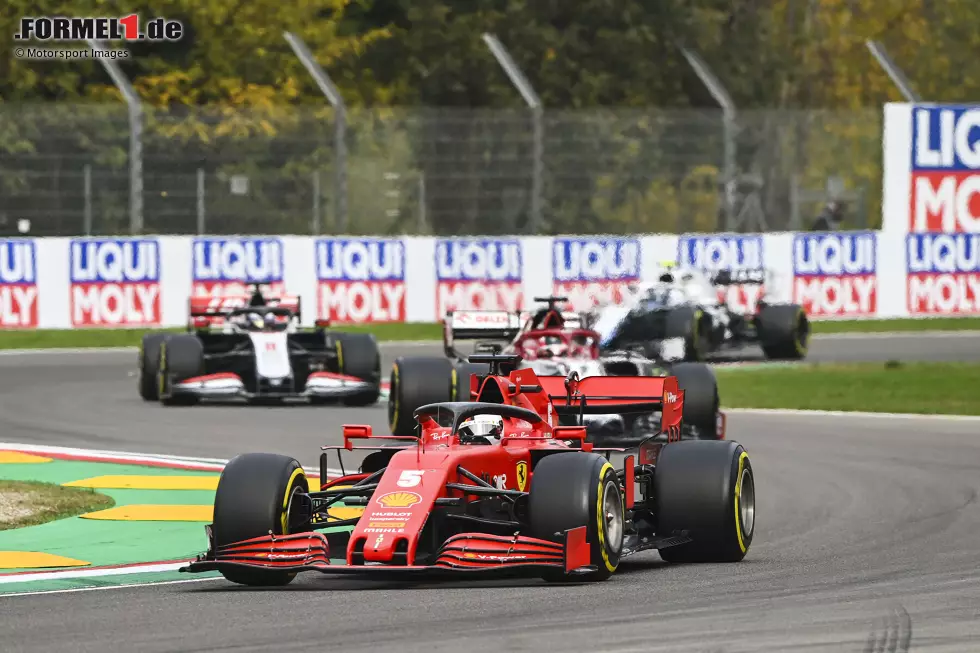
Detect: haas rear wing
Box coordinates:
(188, 295, 302, 320)
(444, 310, 523, 358)
(537, 373, 684, 438)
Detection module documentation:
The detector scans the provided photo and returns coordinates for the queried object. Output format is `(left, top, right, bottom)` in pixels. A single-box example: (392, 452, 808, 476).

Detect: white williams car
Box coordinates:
(589, 264, 810, 362)
(137, 289, 381, 406)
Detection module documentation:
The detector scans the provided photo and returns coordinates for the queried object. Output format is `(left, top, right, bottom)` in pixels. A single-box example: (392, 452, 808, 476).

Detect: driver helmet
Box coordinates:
(658, 259, 677, 283)
(247, 312, 267, 330)
(457, 414, 503, 440)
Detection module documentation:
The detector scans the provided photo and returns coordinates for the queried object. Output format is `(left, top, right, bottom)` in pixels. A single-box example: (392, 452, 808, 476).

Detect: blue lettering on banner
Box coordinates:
(677, 235, 764, 271)
(0, 240, 36, 285)
(192, 237, 283, 282)
(69, 239, 159, 283)
(912, 106, 980, 171)
(907, 233, 980, 273)
(552, 237, 640, 281)
(792, 233, 876, 277)
(315, 239, 405, 281)
(435, 239, 522, 282)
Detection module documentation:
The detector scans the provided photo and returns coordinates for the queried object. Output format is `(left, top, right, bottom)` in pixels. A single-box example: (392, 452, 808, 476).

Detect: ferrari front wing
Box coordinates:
(180, 528, 593, 579)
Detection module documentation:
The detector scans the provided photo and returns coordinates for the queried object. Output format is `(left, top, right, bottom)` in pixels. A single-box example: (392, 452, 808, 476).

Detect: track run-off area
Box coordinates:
(1, 331, 980, 652)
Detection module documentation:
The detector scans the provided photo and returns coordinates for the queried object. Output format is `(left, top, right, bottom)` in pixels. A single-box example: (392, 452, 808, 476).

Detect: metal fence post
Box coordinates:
(680, 46, 738, 232)
(284, 32, 348, 233)
(83, 164, 92, 235)
(482, 33, 543, 233)
(196, 168, 205, 234)
(866, 40, 923, 102)
(86, 39, 143, 234)
(312, 169, 321, 235)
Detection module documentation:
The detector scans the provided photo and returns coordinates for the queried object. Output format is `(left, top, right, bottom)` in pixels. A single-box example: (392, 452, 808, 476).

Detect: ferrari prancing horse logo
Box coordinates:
(516, 461, 528, 492)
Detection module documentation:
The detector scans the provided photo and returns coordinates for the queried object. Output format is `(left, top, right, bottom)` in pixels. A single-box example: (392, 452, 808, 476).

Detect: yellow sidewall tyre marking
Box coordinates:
(280, 467, 306, 535)
(595, 462, 618, 573)
(733, 451, 750, 554)
(157, 342, 167, 397)
(335, 340, 345, 372)
(451, 367, 458, 401)
(794, 309, 807, 356)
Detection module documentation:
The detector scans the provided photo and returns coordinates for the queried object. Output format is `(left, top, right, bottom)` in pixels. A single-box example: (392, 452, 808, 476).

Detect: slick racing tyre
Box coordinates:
(452, 362, 491, 401)
(388, 356, 454, 436)
(655, 440, 755, 563)
(212, 453, 311, 587)
(665, 306, 710, 362)
(756, 304, 809, 360)
(670, 362, 719, 438)
(332, 332, 382, 406)
(138, 333, 169, 401)
(158, 335, 204, 406)
(529, 452, 624, 582)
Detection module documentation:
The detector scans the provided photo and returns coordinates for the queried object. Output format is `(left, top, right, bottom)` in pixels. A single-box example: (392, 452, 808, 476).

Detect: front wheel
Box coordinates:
(212, 453, 311, 586)
(529, 452, 624, 582)
(655, 440, 755, 563)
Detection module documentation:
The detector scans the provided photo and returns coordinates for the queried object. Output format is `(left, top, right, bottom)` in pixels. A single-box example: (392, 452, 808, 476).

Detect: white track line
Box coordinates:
(0, 562, 188, 585)
(0, 577, 222, 598)
(725, 407, 980, 421)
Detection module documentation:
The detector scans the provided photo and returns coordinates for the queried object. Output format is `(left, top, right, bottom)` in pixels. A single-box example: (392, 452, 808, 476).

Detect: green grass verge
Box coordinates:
(0, 480, 115, 531)
(0, 317, 978, 351)
(716, 361, 980, 415)
(809, 317, 980, 333)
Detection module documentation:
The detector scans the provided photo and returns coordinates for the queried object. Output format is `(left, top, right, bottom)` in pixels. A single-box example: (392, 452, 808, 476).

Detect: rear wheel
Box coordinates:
(158, 335, 204, 406)
(529, 452, 624, 582)
(138, 333, 168, 401)
(670, 362, 719, 437)
(655, 440, 755, 563)
(388, 357, 455, 435)
(452, 362, 491, 401)
(332, 332, 382, 406)
(756, 304, 809, 360)
(212, 453, 311, 586)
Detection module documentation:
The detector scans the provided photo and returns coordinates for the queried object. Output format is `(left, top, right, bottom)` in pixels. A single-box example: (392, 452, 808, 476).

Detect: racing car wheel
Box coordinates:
(138, 333, 169, 401)
(756, 304, 809, 360)
(529, 452, 624, 582)
(654, 440, 754, 563)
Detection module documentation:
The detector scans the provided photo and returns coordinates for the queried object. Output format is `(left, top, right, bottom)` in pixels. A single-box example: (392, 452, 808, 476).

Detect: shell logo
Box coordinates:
(376, 491, 422, 508)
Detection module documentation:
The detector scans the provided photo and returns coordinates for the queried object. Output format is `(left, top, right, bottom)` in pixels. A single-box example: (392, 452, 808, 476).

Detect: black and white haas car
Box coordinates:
(137, 287, 381, 406)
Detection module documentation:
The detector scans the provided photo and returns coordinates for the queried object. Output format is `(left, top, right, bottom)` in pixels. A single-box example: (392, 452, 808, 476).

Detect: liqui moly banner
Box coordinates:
(793, 232, 877, 317)
(192, 237, 284, 297)
(677, 234, 766, 313)
(552, 237, 640, 311)
(316, 239, 405, 323)
(435, 239, 523, 315)
(0, 240, 37, 328)
(907, 233, 980, 314)
(883, 104, 980, 234)
(70, 239, 160, 326)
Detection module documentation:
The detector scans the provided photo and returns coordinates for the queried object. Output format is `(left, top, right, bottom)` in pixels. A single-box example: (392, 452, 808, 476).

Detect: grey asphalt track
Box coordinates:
(1, 335, 980, 651)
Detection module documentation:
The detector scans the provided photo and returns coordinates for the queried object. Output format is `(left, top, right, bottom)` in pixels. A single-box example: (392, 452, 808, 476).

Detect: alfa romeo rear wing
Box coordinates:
(443, 310, 523, 359)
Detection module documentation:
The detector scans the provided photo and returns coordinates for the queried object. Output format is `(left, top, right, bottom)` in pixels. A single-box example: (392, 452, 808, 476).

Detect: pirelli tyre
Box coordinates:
(756, 304, 809, 360)
(655, 440, 755, 563)
(332, 332, 382, 406)
(157, 335, 204, 406)
(665, 306, 710, 362)
(529, 452, 624, 582)
(211, 453, 311, 587)
(387, 356, 455, 436)
(669, 362, 719, 438)
(138, 332, 169, 401)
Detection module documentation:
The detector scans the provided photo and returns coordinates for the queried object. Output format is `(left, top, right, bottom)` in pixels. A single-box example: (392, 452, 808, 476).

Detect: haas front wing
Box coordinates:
(182, 528, 592, 579)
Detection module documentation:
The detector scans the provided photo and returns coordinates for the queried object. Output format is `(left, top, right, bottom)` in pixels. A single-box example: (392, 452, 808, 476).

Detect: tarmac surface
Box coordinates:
(1, 332, 980, 652)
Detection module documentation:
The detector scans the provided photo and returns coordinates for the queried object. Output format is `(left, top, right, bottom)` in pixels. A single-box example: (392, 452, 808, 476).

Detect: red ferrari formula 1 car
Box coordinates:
(181, 352, 755, 585)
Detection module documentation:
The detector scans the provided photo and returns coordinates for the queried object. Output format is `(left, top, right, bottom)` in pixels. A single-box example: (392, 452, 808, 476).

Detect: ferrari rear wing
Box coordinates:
(537, 373, 684, 437)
